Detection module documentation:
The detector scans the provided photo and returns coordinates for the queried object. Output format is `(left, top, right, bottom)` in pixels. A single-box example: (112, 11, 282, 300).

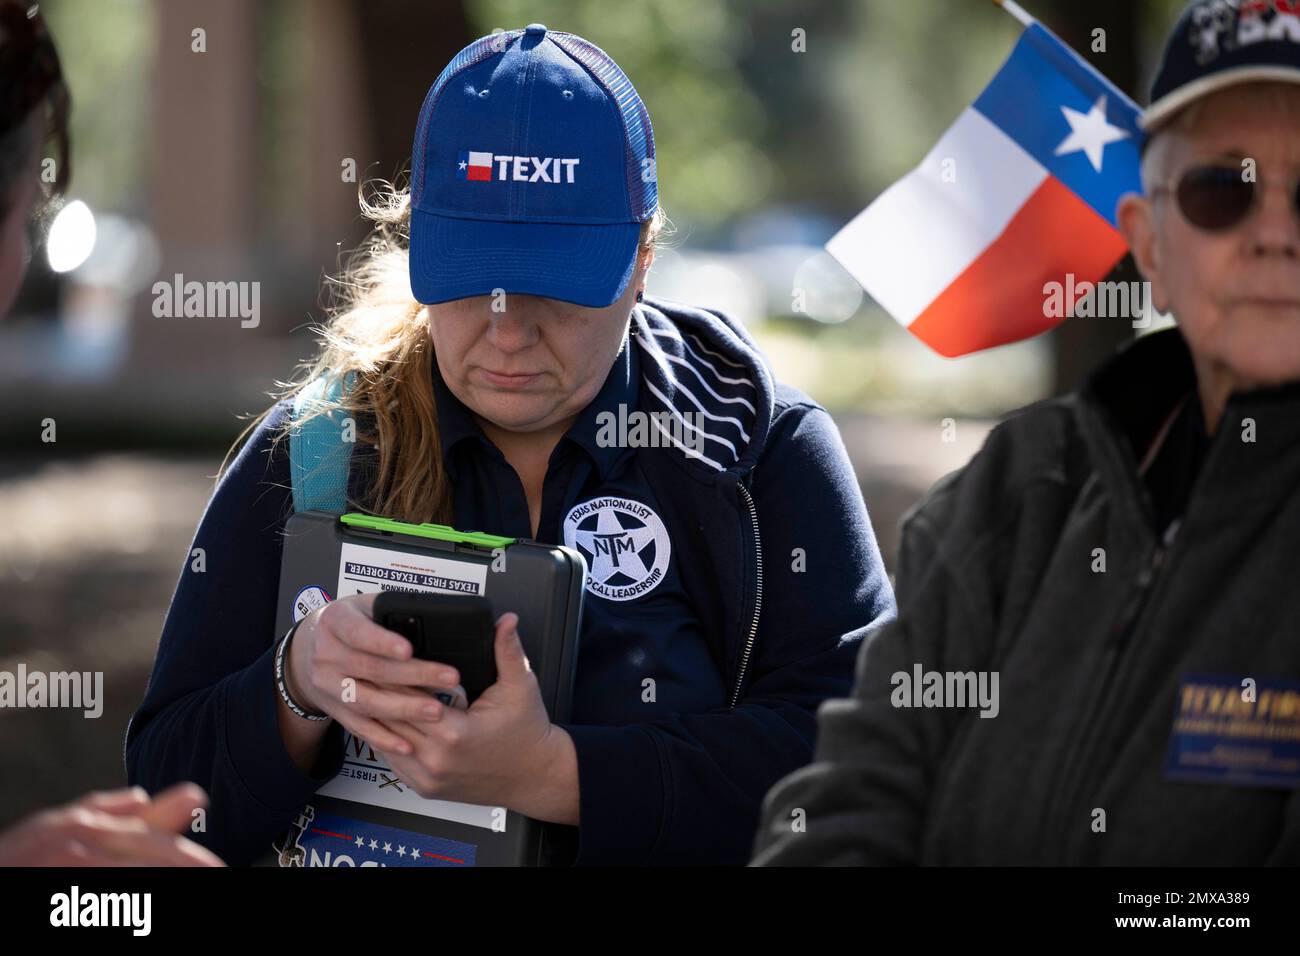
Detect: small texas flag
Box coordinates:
(827, 20, 1144, 357)
(458, 150, 493, 181)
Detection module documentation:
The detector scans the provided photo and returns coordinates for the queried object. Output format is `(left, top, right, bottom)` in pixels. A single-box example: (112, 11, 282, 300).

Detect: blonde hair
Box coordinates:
(221, 177, 668, 525)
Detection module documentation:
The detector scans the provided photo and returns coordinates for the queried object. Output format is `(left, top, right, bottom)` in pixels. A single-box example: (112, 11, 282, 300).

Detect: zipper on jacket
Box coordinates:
(1110, 540, 1167, 646)
(728, 479, 763, 708)
(1045, 535, 1170, 863)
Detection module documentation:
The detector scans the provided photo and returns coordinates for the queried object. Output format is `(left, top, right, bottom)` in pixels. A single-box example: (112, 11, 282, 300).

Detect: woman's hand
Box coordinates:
(371, 612, 578, 820)
(285, 593, 464, 758)
(0, 784, 225, 867)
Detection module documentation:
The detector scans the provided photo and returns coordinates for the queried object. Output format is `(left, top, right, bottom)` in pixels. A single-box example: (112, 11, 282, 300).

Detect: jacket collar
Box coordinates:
(1078, 327, 1300, 531)
(632, 296, 774, 478)
(1080, 327, 1198, 464)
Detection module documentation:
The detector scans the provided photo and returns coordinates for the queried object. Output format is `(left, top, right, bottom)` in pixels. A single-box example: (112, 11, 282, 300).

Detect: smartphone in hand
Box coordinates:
(373, 592, 497, 703)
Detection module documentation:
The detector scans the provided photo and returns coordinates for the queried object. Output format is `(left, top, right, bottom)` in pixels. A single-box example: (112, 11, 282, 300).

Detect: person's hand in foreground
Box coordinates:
(0, 782, 225, 866)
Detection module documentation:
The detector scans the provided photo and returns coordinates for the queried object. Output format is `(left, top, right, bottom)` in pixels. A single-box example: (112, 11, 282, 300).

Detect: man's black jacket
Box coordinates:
(753, 328, 1300, 865)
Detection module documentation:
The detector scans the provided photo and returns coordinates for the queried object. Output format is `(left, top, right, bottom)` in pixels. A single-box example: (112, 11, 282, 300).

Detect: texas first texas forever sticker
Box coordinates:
(335, 541, 487, 599)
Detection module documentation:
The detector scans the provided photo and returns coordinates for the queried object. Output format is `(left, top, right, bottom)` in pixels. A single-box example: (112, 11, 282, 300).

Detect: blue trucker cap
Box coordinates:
(408, 24, 658, 308)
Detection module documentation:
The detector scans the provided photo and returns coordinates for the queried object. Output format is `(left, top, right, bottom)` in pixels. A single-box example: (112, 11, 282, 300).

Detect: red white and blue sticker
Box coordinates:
(292, 585, 331, 623)
(273, 805, 476, 867)
(1164, 674, 1300, 789)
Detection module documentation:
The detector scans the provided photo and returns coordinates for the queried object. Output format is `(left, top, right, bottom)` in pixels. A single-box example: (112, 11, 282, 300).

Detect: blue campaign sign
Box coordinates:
(1165, 674, 1300, 790)
(276, 806, 479, 867)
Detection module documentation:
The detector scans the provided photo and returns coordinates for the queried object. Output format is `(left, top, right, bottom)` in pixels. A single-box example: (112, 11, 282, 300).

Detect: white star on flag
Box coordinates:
(458, 161, 467, 170)
(1054, 95, 1129, 173)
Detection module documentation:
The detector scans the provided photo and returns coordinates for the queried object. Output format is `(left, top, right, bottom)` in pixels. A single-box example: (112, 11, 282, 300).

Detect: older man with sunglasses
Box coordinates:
(753, 0, 1300, 866)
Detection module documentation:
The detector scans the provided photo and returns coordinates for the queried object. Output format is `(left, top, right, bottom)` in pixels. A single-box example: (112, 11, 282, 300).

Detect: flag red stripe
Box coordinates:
(907, 175, 1129, 357)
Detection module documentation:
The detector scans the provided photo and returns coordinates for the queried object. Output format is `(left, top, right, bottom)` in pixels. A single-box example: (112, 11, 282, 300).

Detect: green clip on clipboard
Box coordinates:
(254, 511, 586, 868)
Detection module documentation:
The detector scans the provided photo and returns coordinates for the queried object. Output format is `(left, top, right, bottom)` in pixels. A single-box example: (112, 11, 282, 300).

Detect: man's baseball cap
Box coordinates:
(1143, 0, 1300, 131)
(408, 24, 658, 308)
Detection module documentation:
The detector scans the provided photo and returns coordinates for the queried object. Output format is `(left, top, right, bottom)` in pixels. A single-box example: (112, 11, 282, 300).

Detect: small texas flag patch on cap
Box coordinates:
(458, 150, 492, 181)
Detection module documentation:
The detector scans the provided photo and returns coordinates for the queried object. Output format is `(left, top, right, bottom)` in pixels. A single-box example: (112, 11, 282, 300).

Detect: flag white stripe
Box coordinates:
(826, 107, 1047, 327)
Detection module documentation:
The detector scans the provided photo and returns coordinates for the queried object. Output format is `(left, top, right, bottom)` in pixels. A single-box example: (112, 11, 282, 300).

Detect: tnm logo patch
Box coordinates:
(457, 150, 580, 183)
(563, 496, 670, 602)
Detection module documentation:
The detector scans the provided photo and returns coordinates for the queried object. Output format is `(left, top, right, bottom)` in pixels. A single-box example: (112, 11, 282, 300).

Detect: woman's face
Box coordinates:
(427, 251, 649, 435)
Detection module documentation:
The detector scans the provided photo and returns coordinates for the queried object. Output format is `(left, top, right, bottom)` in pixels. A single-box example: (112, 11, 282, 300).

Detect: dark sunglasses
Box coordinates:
(0, 2, 69, 195)
(1158, 164, 1300, 233)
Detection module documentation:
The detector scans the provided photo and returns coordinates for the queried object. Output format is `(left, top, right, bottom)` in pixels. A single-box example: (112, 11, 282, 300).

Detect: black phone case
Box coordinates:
(373, 592, 497, 701)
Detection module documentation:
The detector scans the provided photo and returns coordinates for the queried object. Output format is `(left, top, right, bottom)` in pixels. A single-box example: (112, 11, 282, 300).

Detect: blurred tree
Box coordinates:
(346, 0, 472, 186)
(42, 0, 153, 213)
(473, 0, 771, 231)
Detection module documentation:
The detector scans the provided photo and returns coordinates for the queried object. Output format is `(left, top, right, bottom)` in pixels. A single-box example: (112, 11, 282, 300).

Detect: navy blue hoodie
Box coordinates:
(124, 295, 896, 865)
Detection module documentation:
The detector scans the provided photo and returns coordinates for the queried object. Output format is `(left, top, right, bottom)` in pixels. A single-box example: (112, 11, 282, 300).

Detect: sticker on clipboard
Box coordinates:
(325, 541, 498, 829)
(336, 541, 488, 599)
(292, 585, 332, 622)
(273, 805, 477, 867)
(317, 731, 504, 831)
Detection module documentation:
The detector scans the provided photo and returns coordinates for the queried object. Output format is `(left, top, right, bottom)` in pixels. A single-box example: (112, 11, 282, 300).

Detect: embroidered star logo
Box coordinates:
(1054, 95, 1129, 173)
(574, 509, 657, 585)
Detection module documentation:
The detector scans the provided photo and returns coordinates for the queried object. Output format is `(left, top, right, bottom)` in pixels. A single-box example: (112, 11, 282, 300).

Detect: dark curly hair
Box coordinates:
(0, 2, 69, 220)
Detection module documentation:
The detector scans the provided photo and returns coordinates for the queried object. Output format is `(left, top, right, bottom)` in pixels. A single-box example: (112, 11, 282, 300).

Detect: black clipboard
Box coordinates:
(254, 511, 584, 867)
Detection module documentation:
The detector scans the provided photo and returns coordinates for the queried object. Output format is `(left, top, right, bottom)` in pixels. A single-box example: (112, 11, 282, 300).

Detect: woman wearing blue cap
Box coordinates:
(126, 24, 895, 865)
